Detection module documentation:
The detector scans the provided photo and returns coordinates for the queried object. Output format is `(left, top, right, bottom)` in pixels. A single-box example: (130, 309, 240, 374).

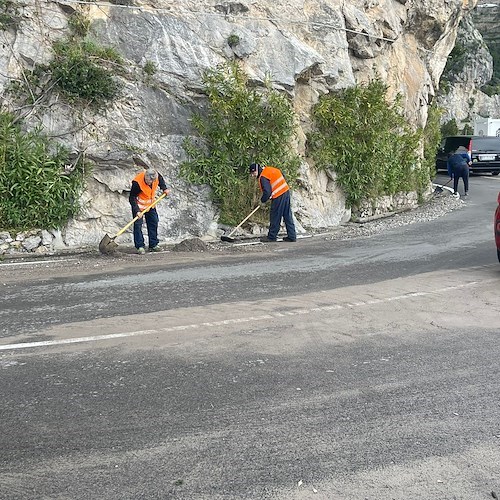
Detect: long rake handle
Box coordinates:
(226, 205, 261, 238)
(114, 192, 167, 238)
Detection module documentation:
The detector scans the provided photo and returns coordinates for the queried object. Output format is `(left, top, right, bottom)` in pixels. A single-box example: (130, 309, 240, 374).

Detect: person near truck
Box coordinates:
(447, 146, 471, 197)
(129, 168, 170, 254)
(249, 163, 297, 243)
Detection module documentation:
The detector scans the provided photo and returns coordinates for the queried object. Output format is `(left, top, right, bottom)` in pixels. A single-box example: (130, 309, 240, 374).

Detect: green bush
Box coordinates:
(227, 34, 240, 48)
(181, 62, 300, 224)
(307, 81, 424, 208)
(7, 10, 123, 109)
(440, 118, 459, 137)
(479, 40, 500, 95)
(441, 41, 470, 82)
(50, 39, 123, 105)
(67, 11, 91, 38)
(143, 60, 157, 76)
(481, 84, 500, 97)
(0, 111, 86, 230)
(0, 0, 19, 30)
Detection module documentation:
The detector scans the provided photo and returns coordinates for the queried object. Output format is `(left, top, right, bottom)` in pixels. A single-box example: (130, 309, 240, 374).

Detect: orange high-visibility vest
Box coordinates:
(259, 166, 289, 199)
(133, 171, 159, 211)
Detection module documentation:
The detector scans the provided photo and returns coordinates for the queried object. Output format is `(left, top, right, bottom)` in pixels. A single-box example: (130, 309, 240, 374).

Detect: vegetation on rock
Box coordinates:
(0, 0, 20, 30)
(8, 11, 123, 108)
(181, 62, 300, 225)
(307, 81, 434, 209)
(0, 111, 86, 231)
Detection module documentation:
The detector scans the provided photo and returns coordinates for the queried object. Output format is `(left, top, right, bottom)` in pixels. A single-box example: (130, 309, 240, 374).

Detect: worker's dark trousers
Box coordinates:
(132, 207, 159, 249)
(268, 191, 296, 241)
(452, 164, 469, 194)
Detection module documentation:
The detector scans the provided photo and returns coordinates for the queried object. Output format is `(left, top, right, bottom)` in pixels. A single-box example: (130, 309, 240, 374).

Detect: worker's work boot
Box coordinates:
(137, 247, 146, 255)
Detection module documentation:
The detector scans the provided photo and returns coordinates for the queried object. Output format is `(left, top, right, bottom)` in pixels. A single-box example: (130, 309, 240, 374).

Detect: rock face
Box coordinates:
(0, 0, 476, 250)
(473, 0, 500, 49)
(436, 0, 500, 130)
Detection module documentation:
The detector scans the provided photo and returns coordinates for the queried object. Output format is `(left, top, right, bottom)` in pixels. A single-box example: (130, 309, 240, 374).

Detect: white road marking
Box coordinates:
(0, 281, 480, 352)
(0, 258, 77, 267)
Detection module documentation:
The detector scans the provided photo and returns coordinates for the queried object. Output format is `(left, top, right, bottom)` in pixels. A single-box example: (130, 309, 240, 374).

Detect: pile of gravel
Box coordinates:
(172, 237, 209, 252)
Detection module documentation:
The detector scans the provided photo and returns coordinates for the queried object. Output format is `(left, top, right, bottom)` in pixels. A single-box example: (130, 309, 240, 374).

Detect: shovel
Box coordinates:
(99, 193, 167, 254)
(221, 205, 261, 243)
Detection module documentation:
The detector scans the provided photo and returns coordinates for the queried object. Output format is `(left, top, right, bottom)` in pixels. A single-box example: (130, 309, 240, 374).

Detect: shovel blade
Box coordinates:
(99, 234, 118, 254)
(220, 235, 236, 243)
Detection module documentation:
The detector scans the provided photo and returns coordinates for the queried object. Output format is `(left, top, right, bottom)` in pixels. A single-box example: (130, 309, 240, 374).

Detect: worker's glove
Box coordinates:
(259, 201, 267, 208)
(163, 189, 170, 196)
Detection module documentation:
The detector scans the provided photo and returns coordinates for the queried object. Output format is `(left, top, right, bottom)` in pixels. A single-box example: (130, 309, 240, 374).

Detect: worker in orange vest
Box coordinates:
(129, 168, 170, 254)
(250, 163, 296, 243)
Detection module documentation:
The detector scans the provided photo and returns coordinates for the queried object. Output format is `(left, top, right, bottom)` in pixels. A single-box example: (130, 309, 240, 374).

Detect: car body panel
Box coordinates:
(436, 136, 500, 174)
(495, 191, 500, 262)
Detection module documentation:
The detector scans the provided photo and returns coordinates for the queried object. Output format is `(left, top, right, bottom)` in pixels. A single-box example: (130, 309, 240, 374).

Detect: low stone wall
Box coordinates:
(0, 191, 428, 256)
(354, 192, 420, 220)
(0, 229, 67, 256)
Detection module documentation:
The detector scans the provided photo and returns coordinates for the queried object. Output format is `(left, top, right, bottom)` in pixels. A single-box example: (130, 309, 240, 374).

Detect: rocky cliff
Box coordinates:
(473, 0, 500, 49)
(437, 0, 500, 129)
(0, 0, 477, 250)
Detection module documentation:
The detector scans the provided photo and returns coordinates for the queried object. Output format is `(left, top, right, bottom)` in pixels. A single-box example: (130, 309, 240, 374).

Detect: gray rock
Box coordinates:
(22, 235, 42, 251)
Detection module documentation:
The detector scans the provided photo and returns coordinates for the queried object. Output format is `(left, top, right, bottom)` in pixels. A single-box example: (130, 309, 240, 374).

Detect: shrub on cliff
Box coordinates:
(181, 62, 300, 225)
(7, 11, 123, 109)
(307, 81, 431, 208)
(50, 39, 123, 106)
(0, 111, 86, 230)
(0, 0, 20, 30)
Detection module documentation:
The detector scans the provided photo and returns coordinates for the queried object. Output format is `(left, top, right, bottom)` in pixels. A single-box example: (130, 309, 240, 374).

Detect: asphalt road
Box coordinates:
(1, 174, 499, 499)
